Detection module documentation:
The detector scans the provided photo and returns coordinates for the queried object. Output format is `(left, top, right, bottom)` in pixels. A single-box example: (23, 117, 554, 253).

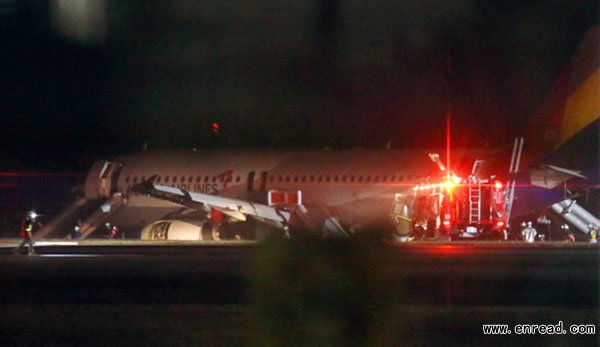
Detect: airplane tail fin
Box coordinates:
(526, 25, 599, 160)
(510, 25, 599, 221)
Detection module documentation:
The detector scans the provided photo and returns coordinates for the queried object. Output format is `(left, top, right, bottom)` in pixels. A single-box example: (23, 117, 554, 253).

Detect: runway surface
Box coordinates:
(0, 239, 598, 346)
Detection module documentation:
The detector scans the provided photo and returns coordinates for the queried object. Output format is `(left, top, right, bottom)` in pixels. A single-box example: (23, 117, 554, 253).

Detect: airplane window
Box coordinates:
(125, 176, 130, 183)
(164, 176, 169, 183)
(212, 176, 216, 182)
(178, 176, 183, 182)
(172, 176, 177, 182)
(236, 176, 240, 182)
(195, 176, 201, 183)
(350, 175, 354, 182)
(285, 176, 290, 182)
(366, 175, 371, 182)
(318, 175, 323, 182)
(326, 175, 331, 182)
(310, 175, 315, 182)
(342, 175, 347, 182)
(333, 175, 339, 182)
(374, 175, 379, 182)
(156, 176, 162, 183)
(133, 176, 138, 183)
(141, 176, 146, 182)
(358, 175, 363, 182)
(301, 175, 306, 182)
(204, 176, 209, 183)
(278, 175, 282, 182)
(188, 176, 193, 183)
(293, 175, 298, 182)
(269, 176, 274, 182)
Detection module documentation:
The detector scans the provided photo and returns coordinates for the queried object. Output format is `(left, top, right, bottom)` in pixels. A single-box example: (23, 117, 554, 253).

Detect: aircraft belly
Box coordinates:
(297, 186, 399, 225)
(335, 197, 391, 223)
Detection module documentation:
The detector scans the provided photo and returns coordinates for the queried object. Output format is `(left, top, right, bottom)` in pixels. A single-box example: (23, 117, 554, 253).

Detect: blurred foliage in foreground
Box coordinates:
(247, 239, 408, 347)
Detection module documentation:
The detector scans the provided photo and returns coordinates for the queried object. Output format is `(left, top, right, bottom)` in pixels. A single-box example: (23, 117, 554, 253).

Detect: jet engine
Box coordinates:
(140, 220, 220, 241)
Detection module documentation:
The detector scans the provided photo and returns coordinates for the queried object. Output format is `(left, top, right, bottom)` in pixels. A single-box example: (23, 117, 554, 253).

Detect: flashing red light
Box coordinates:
(494, 181, 503, 190)
(212, 122, 220, 133)
(442, 179, 456, 191)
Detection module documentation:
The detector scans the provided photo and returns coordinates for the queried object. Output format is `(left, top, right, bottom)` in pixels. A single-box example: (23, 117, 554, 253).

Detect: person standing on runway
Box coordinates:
(521, 221, 538, 242)
(14, 214, 36, 255)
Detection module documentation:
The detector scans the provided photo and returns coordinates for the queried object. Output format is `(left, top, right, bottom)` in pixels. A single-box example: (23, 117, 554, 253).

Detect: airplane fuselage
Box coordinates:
(84, 148, 485, 233)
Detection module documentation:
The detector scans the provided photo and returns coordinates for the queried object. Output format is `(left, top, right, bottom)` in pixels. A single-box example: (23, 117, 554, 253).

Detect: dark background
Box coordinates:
(0, 0, 598, 233)
(1, 0, 598, 171)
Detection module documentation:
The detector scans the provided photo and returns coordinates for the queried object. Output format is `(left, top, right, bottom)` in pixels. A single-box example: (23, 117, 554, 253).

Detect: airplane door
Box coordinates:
(98, 161, 124, 197)
(246, 171, 255, 192)
(110, 162, 123, 193)
(259, 171, 268, 191)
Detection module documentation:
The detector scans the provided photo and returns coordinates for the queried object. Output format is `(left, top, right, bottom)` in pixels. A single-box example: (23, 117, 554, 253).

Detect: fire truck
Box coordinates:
(408, 158, 507, 241)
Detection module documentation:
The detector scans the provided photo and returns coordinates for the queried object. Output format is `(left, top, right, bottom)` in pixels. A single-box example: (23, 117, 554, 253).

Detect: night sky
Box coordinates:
(1, 0, 598, 172)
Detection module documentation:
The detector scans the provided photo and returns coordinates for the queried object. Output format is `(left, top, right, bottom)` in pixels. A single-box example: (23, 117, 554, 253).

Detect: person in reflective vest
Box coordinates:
(588, 224, 598, 243)
(14, 217, 36, 255)
(521, 221, 537, 242)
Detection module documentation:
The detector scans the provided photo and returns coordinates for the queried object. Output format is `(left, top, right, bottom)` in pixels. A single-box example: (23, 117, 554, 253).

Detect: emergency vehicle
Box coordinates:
(408, 159, 507, 240)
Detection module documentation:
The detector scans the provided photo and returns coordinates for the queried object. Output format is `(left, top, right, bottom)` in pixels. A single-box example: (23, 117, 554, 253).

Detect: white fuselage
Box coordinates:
(84, 149, 480, 231)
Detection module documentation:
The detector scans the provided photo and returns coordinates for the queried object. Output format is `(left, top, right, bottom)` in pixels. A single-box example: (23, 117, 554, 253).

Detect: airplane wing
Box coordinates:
(529, 164, 587, 189)
(131, 179, 290, 228)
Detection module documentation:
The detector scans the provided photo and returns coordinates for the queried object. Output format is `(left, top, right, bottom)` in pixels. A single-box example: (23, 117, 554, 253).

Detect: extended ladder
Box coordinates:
(467, 159, 485, 224)
(468, 181, 482, 224)
(504, 137, 524, 224)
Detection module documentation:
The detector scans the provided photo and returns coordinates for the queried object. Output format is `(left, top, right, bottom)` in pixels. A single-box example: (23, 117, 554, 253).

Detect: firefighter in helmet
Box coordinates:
(14, 214, 36, 255)
(521, 221, 537, 242)
(561, 224, 574, 242)
(109, 225, 119, 239)
(71, 225, 82, 239)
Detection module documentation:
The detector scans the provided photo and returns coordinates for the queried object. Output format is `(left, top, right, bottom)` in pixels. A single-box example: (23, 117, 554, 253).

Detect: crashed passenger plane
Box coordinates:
(38, 148, 491, 240)
(38, 26, 598, 241)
